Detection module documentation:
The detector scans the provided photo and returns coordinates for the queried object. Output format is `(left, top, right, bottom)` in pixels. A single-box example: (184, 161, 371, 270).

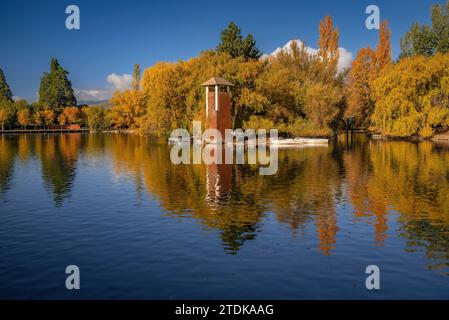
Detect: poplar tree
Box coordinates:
(318, 16, 340, 80)
(376, 20, 392, 69)
(132, 64, 141, 91)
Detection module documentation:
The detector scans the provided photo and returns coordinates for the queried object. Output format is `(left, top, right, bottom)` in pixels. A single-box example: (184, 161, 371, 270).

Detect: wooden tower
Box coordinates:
(201, 77, 234, 140)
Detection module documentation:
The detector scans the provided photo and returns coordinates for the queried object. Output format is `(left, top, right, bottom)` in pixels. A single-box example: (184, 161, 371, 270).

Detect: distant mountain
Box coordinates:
(77, 100, 112, 108)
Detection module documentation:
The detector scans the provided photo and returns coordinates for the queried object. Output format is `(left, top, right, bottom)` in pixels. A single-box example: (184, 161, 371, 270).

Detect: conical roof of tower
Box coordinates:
(201, 77, 234, 86)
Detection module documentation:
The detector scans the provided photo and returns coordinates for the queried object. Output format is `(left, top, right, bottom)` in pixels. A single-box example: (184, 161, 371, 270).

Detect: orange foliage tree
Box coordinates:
(318, 16, 340, 80)
(345, 20, 392, 129)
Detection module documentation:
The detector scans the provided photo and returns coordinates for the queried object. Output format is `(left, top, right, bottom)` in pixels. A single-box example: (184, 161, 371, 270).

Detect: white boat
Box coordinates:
(294, 137, 328, 144)
(269, 138, 297, 145)
(269, 137, 328, 145)
(168, 136, 191, 143)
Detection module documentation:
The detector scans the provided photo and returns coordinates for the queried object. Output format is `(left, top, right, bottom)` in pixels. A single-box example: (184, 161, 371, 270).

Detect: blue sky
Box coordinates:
(0, 0, 442, 103)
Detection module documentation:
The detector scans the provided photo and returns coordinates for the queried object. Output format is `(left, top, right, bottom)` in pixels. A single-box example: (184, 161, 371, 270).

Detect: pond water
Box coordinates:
(0, 133, 448, 299)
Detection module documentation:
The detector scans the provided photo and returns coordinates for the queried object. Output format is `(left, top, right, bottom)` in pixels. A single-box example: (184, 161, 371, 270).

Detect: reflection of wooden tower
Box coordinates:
(206, 162, 232, 205)
(201, 77, 234, 139)
(204, 143, 232, 205)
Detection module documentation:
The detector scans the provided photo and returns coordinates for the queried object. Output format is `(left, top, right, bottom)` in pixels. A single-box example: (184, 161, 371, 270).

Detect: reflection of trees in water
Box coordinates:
(400, 220, 449, 274)
(0, 134, 81, 205)
(0, 136, 17, 194)
(345, 139, 449, 272)
(270, 148, 343, 255)
(35, 134, 80, 205)
(2, 133, 449, 266)
(344, 138, 390, 243)
(109, 135, 268, 253)
(109, 134, 343, 255)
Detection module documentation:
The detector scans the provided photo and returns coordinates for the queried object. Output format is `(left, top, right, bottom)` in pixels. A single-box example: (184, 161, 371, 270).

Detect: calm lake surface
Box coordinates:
(0, 133, 448, 299)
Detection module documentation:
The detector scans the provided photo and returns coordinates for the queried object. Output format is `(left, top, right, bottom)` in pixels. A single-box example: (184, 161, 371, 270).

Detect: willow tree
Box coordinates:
(371, 53, 449, 137)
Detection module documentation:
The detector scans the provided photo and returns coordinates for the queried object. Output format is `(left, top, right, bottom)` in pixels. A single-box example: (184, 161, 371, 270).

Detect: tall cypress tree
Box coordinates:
(39, 58, 77, 113)
(0, 68, 13, 103)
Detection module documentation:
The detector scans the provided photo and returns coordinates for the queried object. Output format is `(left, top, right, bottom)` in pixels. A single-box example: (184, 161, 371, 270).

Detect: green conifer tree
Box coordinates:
(38, 58, 77, 113)
(217, 22, 261, 60)
(0, 68, 13, 103)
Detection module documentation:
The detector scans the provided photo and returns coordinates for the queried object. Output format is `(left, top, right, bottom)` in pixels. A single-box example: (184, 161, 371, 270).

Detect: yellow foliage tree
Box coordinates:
(108, 89, 145, 129)
(40, 109, 55, 129)
(318, 16, 340, 80)
(376, 20, 393, 71)
(17, 108, 32, 129)
(345, 47, 377, 127)
(58, 106, 82, 126)
(371, 53, 449, 137)
(0, 109, 9, 131)
(345, 20, 392, 129)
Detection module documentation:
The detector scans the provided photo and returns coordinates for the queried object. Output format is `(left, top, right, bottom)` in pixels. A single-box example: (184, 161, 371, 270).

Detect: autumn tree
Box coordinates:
(33, 110, 44, 128)
(140, 62, 188, 135)
(376, 20, 392, 70)
(0, 109, 9, 131)
(83, 106, 106, 130)
(58, 106, 82, 126)
(17, 108, 32, 129)
(40, 109, 55, 129)
(0, 98, 14, 130)
(57, 112, 67, 127)
(303, 82, 343, 136)
(256, 41, 310, 129)
(371, 53, 449, 137)
(345, 20, 391, 128)
(318, 16, 339, 79)
(108, 89, 145, 129)
(345, 47, 377, 127)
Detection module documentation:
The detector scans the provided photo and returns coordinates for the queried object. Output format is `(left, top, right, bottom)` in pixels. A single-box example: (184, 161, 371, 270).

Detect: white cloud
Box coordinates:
(74, 73, 133, 103)
(74, 88, 112, 102)
(12, 96, 23, 102)
(263, 39, 318, 58)
(337, 47, 353, 72)
(263, 39, 353, 73)
(106, 73, 132, 91)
